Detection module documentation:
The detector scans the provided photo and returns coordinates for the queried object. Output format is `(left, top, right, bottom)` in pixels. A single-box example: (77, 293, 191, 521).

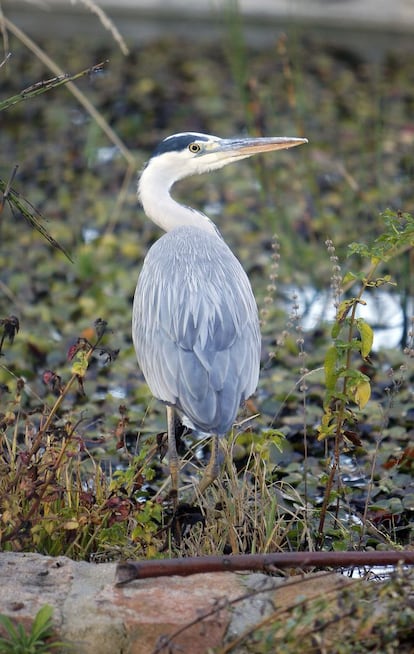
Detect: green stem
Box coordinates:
(318, 260, 380, 544)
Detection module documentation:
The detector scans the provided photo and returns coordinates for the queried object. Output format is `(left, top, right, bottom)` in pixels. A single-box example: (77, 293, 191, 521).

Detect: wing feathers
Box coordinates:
(133, 226, 260, 435)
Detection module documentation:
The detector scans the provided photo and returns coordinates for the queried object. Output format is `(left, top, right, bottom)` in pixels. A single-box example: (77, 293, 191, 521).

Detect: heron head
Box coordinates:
(143, 131, 308, 186)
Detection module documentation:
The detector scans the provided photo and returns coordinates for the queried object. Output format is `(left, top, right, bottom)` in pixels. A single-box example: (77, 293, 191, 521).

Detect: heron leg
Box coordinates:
(166, 406, 179, 509)
(197, 434, 221, 496)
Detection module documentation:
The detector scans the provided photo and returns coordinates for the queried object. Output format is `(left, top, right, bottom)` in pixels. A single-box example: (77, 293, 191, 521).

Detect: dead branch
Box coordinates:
(115, 550, 414, 585)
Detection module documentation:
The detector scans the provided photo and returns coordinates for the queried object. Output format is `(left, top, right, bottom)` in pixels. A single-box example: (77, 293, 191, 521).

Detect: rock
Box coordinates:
(0, 552, 242, 653)
(0, 552, 353, 653)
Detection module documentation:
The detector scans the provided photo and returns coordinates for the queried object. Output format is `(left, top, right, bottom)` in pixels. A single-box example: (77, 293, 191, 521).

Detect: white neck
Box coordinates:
(138, 159, 218, 236)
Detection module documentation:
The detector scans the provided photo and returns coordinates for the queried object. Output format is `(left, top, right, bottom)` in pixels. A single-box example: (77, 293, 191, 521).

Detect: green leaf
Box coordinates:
(354, 380, 371, 409)
(71, 351, 89, 377)
(342, 270, 369, 285)
(31, 605, 54, 642)
(331, 321, 341, 338)
(0, 614, 19, 643)
(336, 299, 354, 322)
(317, 409, 337, 440)
(324, 346, 338, 391)
(356, 318, 374, 358)
(347, 242, 370, 258)
(260, 429, 286, 452)
(333, 539, 348, 551)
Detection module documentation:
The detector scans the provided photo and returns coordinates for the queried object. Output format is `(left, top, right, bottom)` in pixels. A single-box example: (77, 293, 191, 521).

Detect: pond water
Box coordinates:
(287, 286, 413, 351)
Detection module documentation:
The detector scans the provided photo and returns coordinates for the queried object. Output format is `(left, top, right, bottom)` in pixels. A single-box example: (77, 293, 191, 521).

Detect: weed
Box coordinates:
(0, 320, 163, 559)
(0, 604, 70, 654)
(316, 209, 414, 544)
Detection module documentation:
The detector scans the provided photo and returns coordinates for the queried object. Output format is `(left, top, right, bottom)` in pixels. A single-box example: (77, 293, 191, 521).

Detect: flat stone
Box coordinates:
(0, 553, 243, 654)
(0, 552, 357, 653)
(105, 571, 243, 654)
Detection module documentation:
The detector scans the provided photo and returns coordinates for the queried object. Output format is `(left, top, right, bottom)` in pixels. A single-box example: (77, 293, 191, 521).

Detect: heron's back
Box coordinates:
(132, 225, 260, 435)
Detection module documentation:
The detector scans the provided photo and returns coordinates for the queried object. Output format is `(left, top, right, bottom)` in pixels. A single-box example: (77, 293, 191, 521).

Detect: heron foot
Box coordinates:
(166, 406, 180, 511)
(195, 434, 222, 497)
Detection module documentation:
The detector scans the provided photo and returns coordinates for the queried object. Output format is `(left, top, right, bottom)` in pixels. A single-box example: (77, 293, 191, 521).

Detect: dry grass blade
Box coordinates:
(76, 0, 129, 55)
(0, 51, 11, 69)
(0, 1, 8, 57)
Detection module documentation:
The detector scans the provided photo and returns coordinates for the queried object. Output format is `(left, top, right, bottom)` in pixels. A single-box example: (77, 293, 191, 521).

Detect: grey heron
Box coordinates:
(132, 131, 307, 506)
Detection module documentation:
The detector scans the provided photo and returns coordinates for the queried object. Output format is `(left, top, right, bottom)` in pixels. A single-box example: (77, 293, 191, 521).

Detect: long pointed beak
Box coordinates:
(218, 136, 308, 158)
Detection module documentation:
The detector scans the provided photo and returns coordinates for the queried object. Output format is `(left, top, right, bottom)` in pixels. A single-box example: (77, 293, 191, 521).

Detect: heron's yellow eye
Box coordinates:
(188, 143, 201, 153)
